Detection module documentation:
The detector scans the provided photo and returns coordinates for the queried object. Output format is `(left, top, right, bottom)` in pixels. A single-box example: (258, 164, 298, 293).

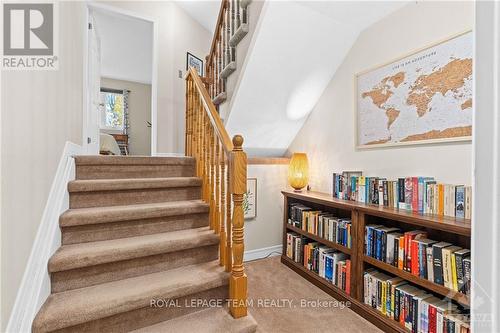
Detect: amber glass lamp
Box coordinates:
(288, 153, 309, 192)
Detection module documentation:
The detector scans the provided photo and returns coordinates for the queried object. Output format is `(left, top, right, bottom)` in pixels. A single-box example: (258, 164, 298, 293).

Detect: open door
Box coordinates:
(84, 11, 101, 154)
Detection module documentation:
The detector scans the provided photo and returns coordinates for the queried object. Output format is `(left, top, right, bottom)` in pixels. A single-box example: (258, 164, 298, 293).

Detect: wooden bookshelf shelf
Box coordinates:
(281, 255, 408, 333)
(363, 255, 470, 306)
(281, 190, 472, 333)
(286, 224, 352, 255)
(282, 190, 471, 236)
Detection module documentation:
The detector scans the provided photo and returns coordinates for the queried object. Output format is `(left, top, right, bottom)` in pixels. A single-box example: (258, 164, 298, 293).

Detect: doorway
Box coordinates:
(84, 3, 158, 156)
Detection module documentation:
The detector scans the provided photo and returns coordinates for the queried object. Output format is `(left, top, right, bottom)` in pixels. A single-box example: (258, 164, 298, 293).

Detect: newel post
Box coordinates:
(229, 134, 247, 318)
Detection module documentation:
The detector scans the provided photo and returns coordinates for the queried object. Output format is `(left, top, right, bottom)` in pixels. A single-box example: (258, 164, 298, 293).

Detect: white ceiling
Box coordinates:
(226, 1, 408, 156)
(175, 0, 220, 33)
(92, 9, 153, 84)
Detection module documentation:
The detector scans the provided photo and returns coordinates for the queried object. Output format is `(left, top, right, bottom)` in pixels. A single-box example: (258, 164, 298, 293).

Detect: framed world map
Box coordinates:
(356, 31, 472, 148)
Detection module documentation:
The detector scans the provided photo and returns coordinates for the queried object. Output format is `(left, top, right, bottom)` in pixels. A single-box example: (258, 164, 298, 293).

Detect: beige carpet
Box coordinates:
(246, 256, 382, 333)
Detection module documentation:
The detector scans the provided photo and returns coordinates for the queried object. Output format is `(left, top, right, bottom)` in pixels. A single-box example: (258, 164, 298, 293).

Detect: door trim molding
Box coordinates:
(83, 2, 159, 155)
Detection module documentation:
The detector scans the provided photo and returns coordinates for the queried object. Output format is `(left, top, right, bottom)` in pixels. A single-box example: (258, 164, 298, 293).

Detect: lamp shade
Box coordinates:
(288, 153, 309, 191)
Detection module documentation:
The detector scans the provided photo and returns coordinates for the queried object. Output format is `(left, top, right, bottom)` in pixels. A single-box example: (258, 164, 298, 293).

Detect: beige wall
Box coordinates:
(245, 165, 288, 251)
(1, 1, 85, 327)
(100, 1, 212, 154)
(288, 1, 474, 193)
(101, 78, 152, 156)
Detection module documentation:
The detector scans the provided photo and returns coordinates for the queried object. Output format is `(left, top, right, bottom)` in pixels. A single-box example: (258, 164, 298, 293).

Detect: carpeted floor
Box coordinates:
(246, 256, 382, 333)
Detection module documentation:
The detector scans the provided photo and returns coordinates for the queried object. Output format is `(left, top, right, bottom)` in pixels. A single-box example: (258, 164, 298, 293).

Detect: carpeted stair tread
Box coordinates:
(131, 307, 258, 333)
(74, 155, 195, 166)
(68, 177, 201, 192)
(49, 227, 218, 272)
(32, 260, 228, 333)
(60, 200, 209, 227)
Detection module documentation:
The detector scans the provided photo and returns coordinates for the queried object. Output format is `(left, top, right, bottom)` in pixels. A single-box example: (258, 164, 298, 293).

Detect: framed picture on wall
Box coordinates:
(186, 52, 204, 76)
(244, 178, 257, 220)
(356, 30, 473, 149)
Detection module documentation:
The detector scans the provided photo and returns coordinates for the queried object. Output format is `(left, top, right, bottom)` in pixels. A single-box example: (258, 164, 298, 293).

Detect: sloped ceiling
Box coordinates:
(225, 1, 407, 156)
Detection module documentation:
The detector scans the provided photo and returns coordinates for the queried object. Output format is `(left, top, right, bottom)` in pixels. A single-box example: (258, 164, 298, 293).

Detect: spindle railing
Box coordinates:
(206, 0, 250, 105)
(185, 67, 248, 318)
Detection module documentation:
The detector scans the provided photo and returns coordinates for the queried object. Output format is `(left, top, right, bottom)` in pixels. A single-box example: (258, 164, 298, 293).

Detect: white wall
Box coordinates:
(0, 1, 85, 328)
(93, 9, 153, 84)
(101, 78, 152, 155)
(226, 1, 406, 157)
(100, 1, 212, 155)
(245, 165, 288, 252)
(288, 1, 474, 192)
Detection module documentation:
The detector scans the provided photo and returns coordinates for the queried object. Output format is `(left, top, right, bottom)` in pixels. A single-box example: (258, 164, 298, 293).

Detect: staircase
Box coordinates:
(206, 0, 259, 111)
(32, 62, 254, 332)
(32, 156, 256, 332)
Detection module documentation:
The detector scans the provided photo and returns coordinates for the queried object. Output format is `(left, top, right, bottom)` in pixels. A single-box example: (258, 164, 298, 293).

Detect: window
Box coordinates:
(100, 89, 124, 131)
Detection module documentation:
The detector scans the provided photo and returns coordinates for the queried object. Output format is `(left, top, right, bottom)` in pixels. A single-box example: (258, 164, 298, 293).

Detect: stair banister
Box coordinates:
(185, 67, 248, 318)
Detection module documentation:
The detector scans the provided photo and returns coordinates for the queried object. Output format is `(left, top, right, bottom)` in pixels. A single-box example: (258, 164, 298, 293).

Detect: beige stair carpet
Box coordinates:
(32, 156, 257, 333)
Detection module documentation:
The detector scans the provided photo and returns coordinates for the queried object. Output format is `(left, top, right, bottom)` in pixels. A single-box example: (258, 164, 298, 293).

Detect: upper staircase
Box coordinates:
(33, 71, 254, 332)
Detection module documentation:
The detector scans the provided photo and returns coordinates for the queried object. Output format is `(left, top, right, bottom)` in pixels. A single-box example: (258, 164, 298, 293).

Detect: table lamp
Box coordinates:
(288, 153, 309, 192)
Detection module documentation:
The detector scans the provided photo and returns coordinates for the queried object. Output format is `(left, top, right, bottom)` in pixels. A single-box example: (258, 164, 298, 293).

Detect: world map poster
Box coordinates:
(356, 31, 472, 148)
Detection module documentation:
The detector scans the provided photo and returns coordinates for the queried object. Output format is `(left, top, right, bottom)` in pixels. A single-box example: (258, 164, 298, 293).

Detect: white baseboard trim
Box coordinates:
(6, 142, 82, 333)
(244, 245, 282, 262)
(154, 152, 185, 157)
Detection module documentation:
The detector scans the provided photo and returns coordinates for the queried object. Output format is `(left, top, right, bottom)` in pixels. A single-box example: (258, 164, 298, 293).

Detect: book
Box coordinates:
(454, 249, 471, 294)
(442, 245, 462, 289)
(463, 257, 471, 296)
(455, 186, 465, 218)
(404, 231, 427, 272)
(432, 242, 452, 285)
(438, 184, 445, 216)
(464, 186, 472, 219)
(405, 178, 413, 211)
(426, 245, 435, 282)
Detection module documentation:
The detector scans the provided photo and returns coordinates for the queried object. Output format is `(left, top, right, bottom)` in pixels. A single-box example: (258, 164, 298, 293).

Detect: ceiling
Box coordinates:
(92, 9, 153, 84)
(226, 1, 408, 156)
(175, 0, 220, 33)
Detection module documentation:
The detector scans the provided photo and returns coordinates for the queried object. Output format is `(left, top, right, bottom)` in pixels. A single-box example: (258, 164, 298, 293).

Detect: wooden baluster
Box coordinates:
(235, 0, 241, 30)
(203, 113, 209, 203)
(222, 13, 226, 71)
(230, 0, 234, 38)
(214, 42, 217, 98)
(196, 92, 202, 176)
(225, 155, 232, 272)
(197, 95, 203, 178)
(209, 127, 215, 230)
(190, 80, 195, 159)
(215, 139, 221, 235)
(216, 41, 220, 97)
(190, 80, 194, 155)
(191, 81, 195, 155)
(229, 135, 247, 318)
(242, 3, 247, 25)
(220, 147, 227, 267)
(185, 78, 190, 156)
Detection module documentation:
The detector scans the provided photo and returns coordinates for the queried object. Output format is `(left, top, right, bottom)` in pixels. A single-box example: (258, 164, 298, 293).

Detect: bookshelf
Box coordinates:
(281, 190, 471, 333)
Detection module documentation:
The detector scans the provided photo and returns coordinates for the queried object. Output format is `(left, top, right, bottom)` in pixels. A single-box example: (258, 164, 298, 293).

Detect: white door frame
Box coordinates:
(472, 1, 500, 332)
(83, 2, 158, 155)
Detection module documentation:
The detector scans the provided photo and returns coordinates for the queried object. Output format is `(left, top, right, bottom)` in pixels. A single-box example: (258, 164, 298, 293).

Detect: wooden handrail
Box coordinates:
(185, 66, 248, 319)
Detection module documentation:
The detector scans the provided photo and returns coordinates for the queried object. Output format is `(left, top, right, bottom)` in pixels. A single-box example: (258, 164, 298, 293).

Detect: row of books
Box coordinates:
(287, 203, 352, 248)
(332, 171, 472, 219)
(286, 232, 351, 294)
(364, 269, 470, 333)
(365, 225, 471, 295)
